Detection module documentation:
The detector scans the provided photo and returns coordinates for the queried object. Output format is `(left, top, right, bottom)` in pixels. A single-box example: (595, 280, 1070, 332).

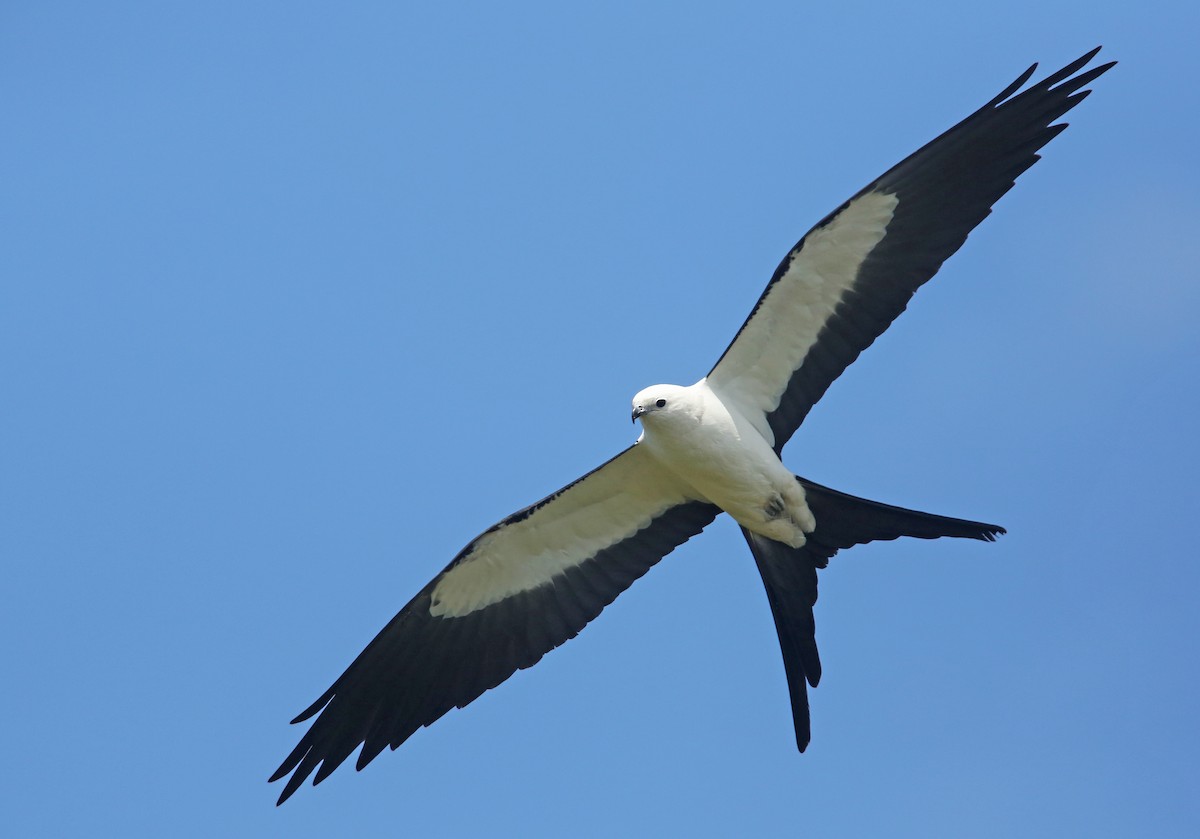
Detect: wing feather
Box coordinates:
(708, 49, 1114, 452)
(271, 445, 719, 804)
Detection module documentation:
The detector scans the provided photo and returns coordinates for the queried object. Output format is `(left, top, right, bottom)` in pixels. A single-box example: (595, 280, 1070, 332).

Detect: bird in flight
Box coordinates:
(272, 48, 1113, 804)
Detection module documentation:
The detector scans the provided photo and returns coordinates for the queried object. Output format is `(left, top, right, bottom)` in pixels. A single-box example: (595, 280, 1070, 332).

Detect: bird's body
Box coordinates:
(271, 49, 1114, 805)
(634, 381, 815, 547)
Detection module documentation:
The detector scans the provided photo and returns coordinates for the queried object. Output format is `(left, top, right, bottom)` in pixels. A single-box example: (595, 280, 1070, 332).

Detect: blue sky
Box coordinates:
(3, 2, 1198, 836)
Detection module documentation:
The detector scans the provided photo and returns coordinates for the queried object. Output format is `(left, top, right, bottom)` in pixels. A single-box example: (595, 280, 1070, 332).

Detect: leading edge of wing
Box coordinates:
(706, 48, 1114, 453)
(270, 444, 720, 804)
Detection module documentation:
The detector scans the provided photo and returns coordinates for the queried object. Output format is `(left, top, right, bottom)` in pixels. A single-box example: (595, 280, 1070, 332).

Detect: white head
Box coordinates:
(630, 383, 692, 425)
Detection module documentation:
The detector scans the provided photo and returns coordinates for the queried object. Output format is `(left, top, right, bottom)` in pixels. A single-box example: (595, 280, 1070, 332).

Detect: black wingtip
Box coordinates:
(985, 62, 1038, 109)
(1040, 46, 1104, 89)
(274, 774, 303, 807)
(289, 686, 335, 725)
(984, 47, 1113, 113)
(269, 736, 320, 805)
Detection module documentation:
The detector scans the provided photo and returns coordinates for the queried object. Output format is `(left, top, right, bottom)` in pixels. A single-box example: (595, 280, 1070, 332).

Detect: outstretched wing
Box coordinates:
(270, 444, 720, 804)
(707, 49, 1114, 453)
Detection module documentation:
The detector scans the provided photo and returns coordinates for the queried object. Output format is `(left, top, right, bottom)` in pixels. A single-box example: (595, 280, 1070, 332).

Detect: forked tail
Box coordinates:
(742, 477, 1004, 751)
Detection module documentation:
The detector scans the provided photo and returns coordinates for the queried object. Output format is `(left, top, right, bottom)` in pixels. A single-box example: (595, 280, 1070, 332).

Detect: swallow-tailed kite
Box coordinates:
(272, 49, 1112, 803)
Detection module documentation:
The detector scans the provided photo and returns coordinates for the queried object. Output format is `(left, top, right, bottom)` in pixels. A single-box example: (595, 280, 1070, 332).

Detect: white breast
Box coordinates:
(637, 380, 809, 543)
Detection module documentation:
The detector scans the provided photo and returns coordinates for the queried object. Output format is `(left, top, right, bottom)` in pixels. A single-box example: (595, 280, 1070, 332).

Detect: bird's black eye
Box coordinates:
(655, 398, 667, 408)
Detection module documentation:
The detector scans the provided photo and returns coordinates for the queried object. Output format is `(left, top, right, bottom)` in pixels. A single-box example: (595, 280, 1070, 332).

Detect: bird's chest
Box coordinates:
(641, 407, 790, 514)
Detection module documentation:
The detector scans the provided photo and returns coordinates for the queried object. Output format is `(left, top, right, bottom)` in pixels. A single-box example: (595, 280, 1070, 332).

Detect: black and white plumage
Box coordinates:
(271, 49, 1112, 804)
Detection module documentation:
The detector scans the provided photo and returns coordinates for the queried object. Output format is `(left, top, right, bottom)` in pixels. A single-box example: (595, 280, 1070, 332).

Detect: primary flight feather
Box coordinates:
(272, 48, 1113, 804)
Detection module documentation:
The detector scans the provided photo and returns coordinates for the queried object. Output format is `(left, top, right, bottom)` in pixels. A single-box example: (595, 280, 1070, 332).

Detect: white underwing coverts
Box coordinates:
(271, 49, 1114, 804)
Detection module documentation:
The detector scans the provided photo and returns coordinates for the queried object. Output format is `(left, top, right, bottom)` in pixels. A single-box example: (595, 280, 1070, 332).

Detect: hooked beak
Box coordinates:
(631, 405, 646, 424)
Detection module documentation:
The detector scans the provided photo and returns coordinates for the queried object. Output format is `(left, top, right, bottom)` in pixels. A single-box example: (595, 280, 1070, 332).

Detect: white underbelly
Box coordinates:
(641, 417, 814, 547)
